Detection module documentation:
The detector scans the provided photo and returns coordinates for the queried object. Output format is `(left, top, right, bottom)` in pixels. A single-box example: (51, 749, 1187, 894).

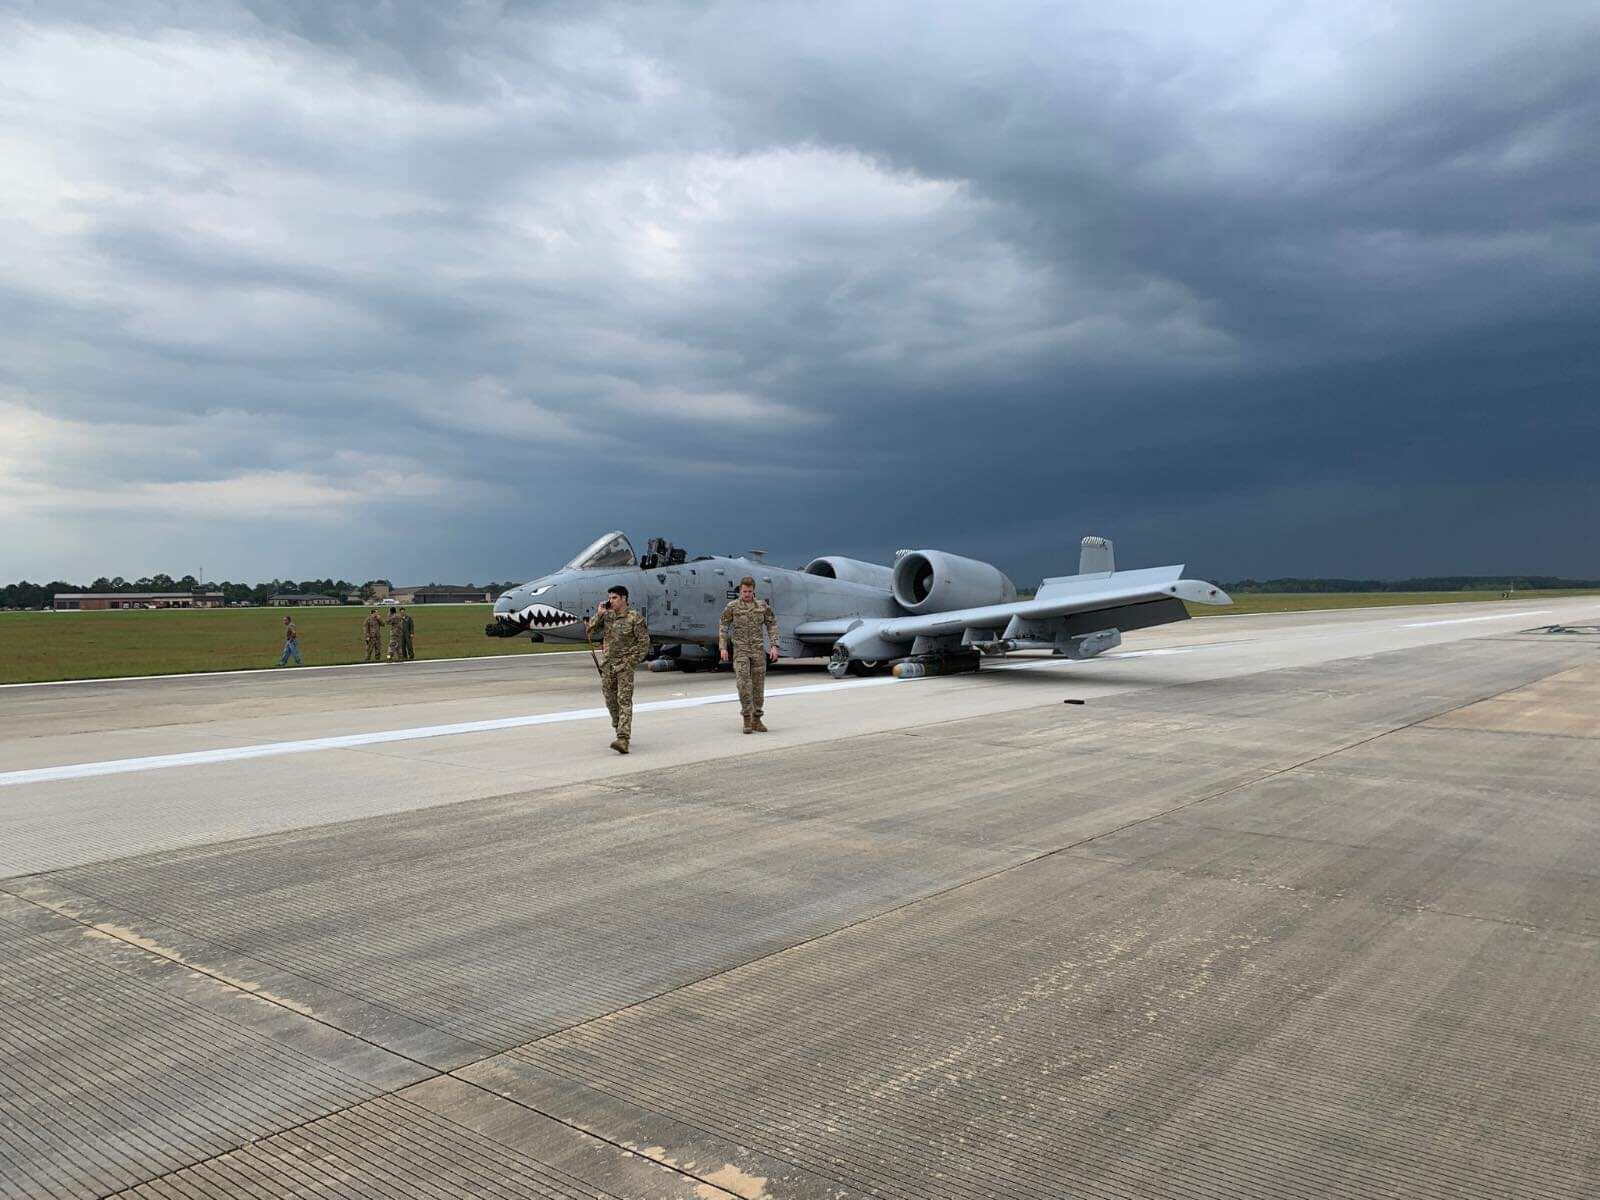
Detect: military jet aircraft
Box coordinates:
(488, 531, 1231, 678)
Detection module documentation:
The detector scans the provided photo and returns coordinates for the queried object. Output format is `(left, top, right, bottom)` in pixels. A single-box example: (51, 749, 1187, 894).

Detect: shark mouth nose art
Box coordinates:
(506, 603, 579, 630)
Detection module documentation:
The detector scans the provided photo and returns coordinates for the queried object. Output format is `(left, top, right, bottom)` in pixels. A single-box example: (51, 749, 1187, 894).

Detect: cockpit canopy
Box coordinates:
(564, 531, 636, 571)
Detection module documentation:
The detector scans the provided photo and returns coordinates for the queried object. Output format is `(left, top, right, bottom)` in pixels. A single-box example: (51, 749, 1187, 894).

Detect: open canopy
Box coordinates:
(564, 531, 636, 571)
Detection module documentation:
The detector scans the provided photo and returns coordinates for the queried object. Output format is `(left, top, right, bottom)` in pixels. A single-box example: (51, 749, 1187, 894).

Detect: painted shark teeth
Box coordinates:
(503, 603, 578, 630)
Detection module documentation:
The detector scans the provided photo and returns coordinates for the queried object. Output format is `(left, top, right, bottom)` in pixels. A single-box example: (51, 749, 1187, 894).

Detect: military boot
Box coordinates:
(610, 738, 629, 755)
(742, 715, 753, 734)
(751, 716, 768, 733)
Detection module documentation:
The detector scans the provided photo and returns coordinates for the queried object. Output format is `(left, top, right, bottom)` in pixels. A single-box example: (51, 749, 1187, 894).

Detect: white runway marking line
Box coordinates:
(0, 675, 902, 788)
(989, 645, 1209, 671)
(0, 650, 586, 690)
(1400, 610, 1551, 628)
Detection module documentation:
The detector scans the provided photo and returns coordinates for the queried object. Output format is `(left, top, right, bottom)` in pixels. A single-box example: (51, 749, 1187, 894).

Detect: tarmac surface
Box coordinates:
(4, 597, 1600, 1198)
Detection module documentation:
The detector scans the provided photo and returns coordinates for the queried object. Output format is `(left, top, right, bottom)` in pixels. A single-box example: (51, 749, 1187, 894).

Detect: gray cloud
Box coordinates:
(1, 1, 1595, 586)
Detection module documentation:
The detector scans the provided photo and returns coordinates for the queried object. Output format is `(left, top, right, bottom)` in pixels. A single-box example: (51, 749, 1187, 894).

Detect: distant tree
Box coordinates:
(1221, 575, 1600, 593)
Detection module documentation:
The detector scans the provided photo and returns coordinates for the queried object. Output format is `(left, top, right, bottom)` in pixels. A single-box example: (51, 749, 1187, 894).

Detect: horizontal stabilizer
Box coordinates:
(1035, 564, 1183, 603)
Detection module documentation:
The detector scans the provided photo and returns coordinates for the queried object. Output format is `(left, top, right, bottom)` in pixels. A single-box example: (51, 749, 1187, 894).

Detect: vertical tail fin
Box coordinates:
(1079, 536, 1114, 576)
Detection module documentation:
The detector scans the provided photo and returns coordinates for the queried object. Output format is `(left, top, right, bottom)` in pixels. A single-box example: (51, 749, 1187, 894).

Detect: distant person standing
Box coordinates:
(386, 606, 403, 662)
(276, 614, 302, 667)
(400, 606, 416, 660)
(719, 575, 780, 733)
(362, 608, 384, 662)
(586, 585, 650, 754)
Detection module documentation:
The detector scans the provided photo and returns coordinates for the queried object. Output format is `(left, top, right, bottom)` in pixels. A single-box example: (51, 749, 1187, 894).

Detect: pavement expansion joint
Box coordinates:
(5, 883, 769, 1198)
(477, 654, 1575, 1064)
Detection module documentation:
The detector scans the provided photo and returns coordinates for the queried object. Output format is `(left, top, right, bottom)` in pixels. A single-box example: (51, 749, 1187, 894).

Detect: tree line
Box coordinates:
(1220, 576, 1600, 594)
(0, 576, 524, 609)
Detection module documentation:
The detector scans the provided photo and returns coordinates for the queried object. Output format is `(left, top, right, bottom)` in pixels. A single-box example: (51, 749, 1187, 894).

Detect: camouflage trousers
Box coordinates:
(732, 652, 766, 717)
(387, 634, 402, 661)
(600, 661, 636, 742)
(364, 635, 381, 662)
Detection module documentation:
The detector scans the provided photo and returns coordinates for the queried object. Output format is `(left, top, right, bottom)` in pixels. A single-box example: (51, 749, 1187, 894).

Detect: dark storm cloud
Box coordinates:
(1, 1, 1595, 584)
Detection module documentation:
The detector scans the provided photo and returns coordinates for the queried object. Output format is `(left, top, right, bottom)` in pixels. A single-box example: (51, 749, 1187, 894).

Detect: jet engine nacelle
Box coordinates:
(804, 556, 894, 590)
(892, 550, 1017, 614)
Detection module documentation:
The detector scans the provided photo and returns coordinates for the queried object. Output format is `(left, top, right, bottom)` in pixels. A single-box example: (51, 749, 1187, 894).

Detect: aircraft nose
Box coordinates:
(491, 583, 582, 633)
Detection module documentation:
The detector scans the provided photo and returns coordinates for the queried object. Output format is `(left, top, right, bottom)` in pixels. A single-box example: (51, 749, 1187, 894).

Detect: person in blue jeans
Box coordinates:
(277, 615, 302, 666)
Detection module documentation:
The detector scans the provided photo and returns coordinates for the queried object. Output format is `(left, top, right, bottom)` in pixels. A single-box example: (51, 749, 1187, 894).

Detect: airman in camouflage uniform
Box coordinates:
(362, 609, 384, 662)
(386, 606, 404, 662)
(586, 585, 650, 753)
(720, 575, 779, 733)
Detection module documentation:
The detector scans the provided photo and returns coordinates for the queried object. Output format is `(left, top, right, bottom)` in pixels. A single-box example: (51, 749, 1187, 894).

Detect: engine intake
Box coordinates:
(804, 556, 894, 590)
(892, 550, 1016, 614)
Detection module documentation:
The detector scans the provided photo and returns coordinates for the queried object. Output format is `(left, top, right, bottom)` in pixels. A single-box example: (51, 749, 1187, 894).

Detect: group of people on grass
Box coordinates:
(275, 607, 414, 667)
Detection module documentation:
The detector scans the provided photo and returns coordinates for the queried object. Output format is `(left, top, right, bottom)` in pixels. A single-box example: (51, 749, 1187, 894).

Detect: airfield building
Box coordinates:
(266, 593, 342, 607)
(377, 585, 492, 604)
(54, 592, 225, 611)
(411, 586, 493, 604)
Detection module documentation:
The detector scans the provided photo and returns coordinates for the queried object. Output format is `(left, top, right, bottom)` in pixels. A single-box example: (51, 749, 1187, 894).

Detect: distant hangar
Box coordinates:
(53, 591, 225, 611)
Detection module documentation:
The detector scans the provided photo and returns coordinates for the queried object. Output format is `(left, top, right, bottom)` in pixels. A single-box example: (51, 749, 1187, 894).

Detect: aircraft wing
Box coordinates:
(797, 565, 1230, 648)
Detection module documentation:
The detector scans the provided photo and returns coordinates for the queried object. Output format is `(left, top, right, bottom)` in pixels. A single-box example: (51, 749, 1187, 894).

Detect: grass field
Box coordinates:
(2, 591, 1595, 685)
(0, 605, 579, 685)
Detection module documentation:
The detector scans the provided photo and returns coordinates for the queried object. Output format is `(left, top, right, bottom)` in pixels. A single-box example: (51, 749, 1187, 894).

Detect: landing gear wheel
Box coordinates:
(848, 658, 888, 677)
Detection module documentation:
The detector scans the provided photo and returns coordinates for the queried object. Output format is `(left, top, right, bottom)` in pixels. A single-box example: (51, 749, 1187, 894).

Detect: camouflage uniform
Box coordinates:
(401, 611, 416, 660)
(386, 612, 404, 661)
(719, 596, 779, 726)
(586, 605, 650, 747)
(362, 611, 383, 662)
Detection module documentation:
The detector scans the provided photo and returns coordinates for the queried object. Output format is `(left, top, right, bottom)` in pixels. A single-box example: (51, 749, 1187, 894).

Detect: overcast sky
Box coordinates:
(2, 0, 1595, 586)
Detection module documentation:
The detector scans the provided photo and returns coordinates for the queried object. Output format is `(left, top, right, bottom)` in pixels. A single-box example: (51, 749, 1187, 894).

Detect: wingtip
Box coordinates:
(1175, 579, 1232, 606)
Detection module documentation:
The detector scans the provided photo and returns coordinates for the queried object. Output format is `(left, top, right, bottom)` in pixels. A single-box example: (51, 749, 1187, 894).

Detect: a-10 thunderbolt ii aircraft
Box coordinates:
(488, 531, 1231, 678)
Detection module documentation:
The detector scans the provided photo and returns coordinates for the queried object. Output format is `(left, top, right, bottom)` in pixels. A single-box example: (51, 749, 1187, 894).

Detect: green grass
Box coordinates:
(0, 605, 580, 684)
(1184, 589, 1600, 618)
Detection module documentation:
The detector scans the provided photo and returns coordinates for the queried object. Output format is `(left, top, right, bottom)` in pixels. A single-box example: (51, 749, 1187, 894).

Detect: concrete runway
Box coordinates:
(4, 597, 1600, 1197)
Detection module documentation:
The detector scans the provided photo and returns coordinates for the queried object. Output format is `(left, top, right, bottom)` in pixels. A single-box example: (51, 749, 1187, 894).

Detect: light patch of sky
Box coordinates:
(602, 381, 821, 426)
(388, 375, 612, 447)
(0, 400, 455, 517)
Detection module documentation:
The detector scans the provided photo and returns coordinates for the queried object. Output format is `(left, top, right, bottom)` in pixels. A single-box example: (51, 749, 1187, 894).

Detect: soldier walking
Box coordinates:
(362, 608, 383, 662)
(276, 615, 302, 667)
(400, 606, 416, 660)
(386, 606, 404, 662)
(586, 585, 650, 754)
(720, 575, 779, 733)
